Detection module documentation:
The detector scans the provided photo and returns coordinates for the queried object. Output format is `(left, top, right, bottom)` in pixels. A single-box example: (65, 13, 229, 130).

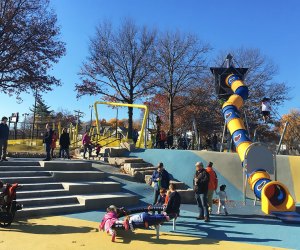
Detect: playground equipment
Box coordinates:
(211, 55, 295, 215)
(93, 101, 149, 148)
(111, 206, 178, 240)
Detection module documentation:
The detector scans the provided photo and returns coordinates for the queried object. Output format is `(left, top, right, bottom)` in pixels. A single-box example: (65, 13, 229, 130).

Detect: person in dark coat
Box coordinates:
(59, 128, 71, 159)
(167, 130, 173, 149)
(193, 162, 210, 222)
(0, 117, 9, 161)
(164, 184, 181, 216)
(43, 123, 53, 161)
(151, 162, 170, 204)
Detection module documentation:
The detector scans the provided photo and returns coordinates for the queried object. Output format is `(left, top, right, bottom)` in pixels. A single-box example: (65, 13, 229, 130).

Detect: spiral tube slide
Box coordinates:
(222, 74, 295, 214)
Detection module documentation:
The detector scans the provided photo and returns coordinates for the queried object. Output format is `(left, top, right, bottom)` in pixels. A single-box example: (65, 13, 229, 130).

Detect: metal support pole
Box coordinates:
(277, 121, 289, 155)
(243, 110, 251, 139)
(220, 122, 227, 152)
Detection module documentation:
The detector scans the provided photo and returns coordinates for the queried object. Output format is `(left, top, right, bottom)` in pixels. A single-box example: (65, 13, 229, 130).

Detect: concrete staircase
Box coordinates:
(121, 162, 195, 203)
(0, 160, 139, 218)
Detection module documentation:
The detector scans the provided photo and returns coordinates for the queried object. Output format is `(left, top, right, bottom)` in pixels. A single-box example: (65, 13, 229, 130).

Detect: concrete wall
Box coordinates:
(128, 149, 300, 202)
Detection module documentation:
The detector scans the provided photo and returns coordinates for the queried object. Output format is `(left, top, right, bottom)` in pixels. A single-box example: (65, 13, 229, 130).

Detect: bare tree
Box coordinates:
(154, 31, 210, 134)
(76, 19, 156, 138)
(0, 0, 66, 97)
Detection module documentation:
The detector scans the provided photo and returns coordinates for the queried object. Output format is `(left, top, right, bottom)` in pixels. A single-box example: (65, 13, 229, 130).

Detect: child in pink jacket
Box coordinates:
(99, 205, 128, 242)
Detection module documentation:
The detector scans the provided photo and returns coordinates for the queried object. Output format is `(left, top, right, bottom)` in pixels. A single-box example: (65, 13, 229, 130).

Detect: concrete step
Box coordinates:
(122, 162, 152, 174)
(0, 161, 40, 166)
(77, 192, 139, 210)
(133, 170, 155, 182)
(170, 180, 188, 190)
(40, 161, 93, 171)
(0, 171, 51, 177)
(177, 189, 196, 204)
(130, 167, 157, 176)
(52, 171, 106, 181)
(108, 157, 144, 166)
(17, 189, 70, 199)
(17, 203, 86, 218)
(0, 176, 54, 184)
(18, 195, 79, 207)
(21, 182, 64, 191)
(62, 181, 121, 194)
(0, 166, 43, 172)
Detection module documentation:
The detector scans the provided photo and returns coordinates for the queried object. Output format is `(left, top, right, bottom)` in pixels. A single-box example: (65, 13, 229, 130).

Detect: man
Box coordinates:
(59, 128, 71, 159)
(132, 129, 139, 145)
(167, 130, 173, 149)
(206, 162, 218, 214)
(193, 162, 210, 222)
(164, 183, 181, 216)
(82, 131, 92, 159)
(43, 124, 53, 161)
(151, 162, 170, 204)
(0, 117, 9, 161)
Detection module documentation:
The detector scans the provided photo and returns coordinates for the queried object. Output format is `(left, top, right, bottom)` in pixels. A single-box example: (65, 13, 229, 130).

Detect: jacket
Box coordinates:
(99, 211, 118, 233)
(43, 129, 53, 144)
(151, 169, 170, 190)
(59, 132, 70, 148)
(193, 168, 210, 194)
(51, 133, 58, 149)
(206, 167, 218, 190)
(164, 191, 181, 215)
(82, 134, 91, 145)
(0, 123, 9, 140)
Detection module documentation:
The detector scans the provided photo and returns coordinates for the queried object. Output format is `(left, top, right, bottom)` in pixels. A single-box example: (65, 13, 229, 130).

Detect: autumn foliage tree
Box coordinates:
(0, 0, 66, 97)
(76, 19, 156, 139)
(277, 109, 300, 154)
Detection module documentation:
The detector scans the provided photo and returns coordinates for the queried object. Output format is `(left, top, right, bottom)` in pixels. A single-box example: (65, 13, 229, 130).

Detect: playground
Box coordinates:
(1, 1, 300, 249)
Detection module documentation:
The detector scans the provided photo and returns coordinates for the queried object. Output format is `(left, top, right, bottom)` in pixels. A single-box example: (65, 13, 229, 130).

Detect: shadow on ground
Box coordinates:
(2, 219, 96, 235)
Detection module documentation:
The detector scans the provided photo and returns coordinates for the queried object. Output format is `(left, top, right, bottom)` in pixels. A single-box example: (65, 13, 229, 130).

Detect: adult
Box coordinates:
(206, 162, 218, 214)
(159, 130, 166, 149)
(0, 117, 9, 161)
(51, 130, 58, 158)
(151, 162, 170, 204)
(59, 128, 71, 159)
(132, 129, 139, 145)
(193, 162, 210, 222)
(82, 131, 92, 159)
(43, 124, 53, 161)
(167, 130, 173, 149)
(164, 183, 181, 216)
(212, 133, 218, 151)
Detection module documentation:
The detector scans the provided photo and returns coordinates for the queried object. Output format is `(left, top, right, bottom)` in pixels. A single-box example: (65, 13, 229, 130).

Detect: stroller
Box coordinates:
(0, 181, 23, 228)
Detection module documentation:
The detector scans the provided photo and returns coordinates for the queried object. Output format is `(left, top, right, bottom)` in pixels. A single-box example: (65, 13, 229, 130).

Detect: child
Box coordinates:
(216, 184, 228, 215)
(99, 205, 129, 242)
(95, 144, 101, 157)
(156, 188, 167, 206)
(164, 190, 172, 207)
(124, 212, 170, 231)
(261, 97, 271, 123)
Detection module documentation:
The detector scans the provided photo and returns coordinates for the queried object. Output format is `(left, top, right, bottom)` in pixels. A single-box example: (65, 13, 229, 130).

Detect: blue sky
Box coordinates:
(0, 0, 299, 122)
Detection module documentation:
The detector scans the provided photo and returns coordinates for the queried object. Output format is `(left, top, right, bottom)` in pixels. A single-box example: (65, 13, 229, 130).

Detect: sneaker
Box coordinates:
(1, 158, 8, 161)
(42, 158, 51, 161)
(225, 212, 229, 216)
(111, 231, 116, 242)
(196, 216, 204, 220)
(204, 216, 210, 222)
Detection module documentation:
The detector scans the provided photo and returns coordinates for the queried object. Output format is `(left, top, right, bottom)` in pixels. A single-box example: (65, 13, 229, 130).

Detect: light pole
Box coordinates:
(22, 113, 29, 136)
(89, 105, 93, 129)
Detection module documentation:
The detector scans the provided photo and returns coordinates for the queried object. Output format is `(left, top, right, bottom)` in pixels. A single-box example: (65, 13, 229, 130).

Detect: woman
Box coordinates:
(51, 130, 58, 158)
